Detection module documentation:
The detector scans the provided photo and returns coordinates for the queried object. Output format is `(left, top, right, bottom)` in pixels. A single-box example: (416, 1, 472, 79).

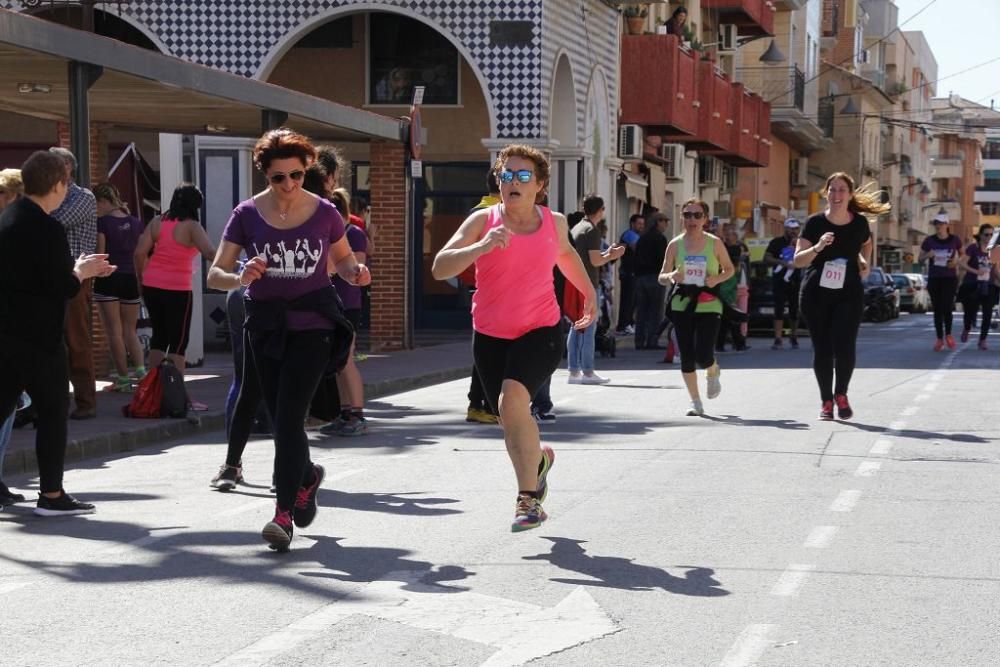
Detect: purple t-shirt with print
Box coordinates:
(222, 197, 345, 331)
(332, 224, 369, 310)
(920, 234, 962, 279)
(97, 214, 143, 274)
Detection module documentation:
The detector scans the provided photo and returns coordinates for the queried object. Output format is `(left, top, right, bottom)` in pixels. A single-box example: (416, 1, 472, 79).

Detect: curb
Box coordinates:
(2, 365, 472, 480)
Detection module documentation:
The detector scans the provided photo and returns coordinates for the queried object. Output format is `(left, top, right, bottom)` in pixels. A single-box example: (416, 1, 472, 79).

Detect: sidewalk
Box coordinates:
(3, 338, 474, 479)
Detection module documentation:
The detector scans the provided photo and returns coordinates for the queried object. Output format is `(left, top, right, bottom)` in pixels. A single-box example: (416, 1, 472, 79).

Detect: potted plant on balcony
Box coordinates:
(623, 5, 648, 35)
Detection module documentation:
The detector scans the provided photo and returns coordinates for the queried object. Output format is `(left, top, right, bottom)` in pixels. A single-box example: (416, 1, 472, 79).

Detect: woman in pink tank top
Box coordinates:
(134, 184, 216, 407)
(432, 144, 596, 532)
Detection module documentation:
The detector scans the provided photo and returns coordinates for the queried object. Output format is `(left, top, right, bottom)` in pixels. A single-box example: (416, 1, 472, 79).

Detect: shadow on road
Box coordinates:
(524, 536, 729, 597)
(700, 414, 810, 431)
(842, 421, 990, 444)
(318, 489, 462, 516)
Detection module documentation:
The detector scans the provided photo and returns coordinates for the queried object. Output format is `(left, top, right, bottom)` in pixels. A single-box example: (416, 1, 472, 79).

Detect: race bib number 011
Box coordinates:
(684, 256, 707, 287)
(819, 258, 847, 290)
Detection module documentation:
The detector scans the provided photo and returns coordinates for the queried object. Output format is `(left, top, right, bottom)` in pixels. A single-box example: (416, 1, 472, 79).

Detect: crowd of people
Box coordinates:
(0, 136, 993, 548)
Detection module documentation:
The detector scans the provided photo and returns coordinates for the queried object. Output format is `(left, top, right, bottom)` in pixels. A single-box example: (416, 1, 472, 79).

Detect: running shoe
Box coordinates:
(210, 464, 243, 491)
(706, 369, 722, 399)
(536, 445, 555, 503)
(961, 329, 970, 343)
(511, 494, 547, 532)
(790, 337, 799, 350)
(580, 373, 610, 385)
(34, 491, 95, 516)
(686, 400, 704, 417)
(532, 409, 557, 423)
(189, 399, 209, 412)
(979, 340, 989, 351)
(933, 339, 944, 352)
(337, 416, 369, 437)
(262, 507, 293, 551)
(319, 415, 346, 435)
(567, 373, 583, 384)
(304, 416, 331, 431)
(818, 400, 834, 421)
(834, 394, 853, 420)
(771, 338, 783, 350)
(293, 463, 325, 528)
(466, 407, 499, 424)
(0, 482, 25, 506)
(945, 334, 957, 350)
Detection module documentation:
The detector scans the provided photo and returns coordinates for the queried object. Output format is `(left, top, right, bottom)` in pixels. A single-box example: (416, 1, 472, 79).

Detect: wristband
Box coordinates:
(238, 271, 251, 287)
(812, 245, 820, 254)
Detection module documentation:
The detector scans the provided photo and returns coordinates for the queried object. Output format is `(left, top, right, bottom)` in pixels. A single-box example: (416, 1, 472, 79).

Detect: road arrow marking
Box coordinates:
(217, 569, 620, 667)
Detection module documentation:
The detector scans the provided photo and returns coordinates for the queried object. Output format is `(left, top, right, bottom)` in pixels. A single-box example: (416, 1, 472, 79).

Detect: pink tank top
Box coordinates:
(141, 218, 200, 291)
(471, 204, 561, 339)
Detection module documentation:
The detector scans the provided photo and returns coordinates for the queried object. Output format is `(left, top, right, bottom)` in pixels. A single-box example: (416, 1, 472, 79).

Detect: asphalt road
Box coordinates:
(1, 313, 997, 667)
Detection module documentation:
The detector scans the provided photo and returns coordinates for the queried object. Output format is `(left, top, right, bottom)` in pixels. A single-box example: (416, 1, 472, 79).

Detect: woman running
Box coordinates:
(918, 213, 963, 351)
(958, 224, 995, 350)
(658, 198, 734, 416)
(431, 144, 595, 532)
(793, 172, 887, 420)
(208, 128, 368, 551)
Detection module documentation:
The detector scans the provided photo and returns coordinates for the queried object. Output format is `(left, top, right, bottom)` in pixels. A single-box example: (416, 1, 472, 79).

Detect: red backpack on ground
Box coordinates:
(122, 366, 162, 418)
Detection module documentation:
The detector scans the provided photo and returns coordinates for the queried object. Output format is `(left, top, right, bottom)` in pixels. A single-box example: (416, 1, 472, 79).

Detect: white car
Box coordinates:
(902, 273, 931, 313)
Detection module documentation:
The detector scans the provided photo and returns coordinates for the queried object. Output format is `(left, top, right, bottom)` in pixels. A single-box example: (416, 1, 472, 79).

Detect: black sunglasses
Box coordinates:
(682, 211, 705, 220)
(268, 170, 305, 185)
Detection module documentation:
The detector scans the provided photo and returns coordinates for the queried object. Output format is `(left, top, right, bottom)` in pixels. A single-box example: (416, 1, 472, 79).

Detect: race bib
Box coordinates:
(819, 258, 847, 290)
(932, 249, 950, 267)
(978, 263, 991, 281)
(684, 256, 707, 287)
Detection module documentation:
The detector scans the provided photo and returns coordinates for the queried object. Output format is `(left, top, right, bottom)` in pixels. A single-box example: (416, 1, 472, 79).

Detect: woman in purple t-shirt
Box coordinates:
(919, 214, 965, 350)
(207, 128, 370, 552)
(92, 183, 145, 391)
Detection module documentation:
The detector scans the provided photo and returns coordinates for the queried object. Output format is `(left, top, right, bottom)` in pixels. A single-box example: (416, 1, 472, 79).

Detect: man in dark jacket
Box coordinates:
(0, 151, 114, 515)
(633, 212, 670, 349)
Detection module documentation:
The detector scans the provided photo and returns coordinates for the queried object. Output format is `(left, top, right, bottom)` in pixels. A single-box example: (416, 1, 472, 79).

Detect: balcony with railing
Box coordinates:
(930, 155, 963, 180)
(736, 65, 829, 152)
(701, 82, 771, 167)
(620, 34, 699, 136)
(684, 60, 735, 152)
(701, 0, 775, 36)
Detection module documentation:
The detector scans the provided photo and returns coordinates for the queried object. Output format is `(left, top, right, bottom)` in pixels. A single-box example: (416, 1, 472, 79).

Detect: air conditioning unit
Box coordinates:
(618, 124, 643, 160)
(658, 143, 684, 180)
(719, 24, 738, 52)
(698, 155, 722, 186)
(791, 156, 809, 187)
(721, 164, 739, 192)
(714, 200, 733, 219)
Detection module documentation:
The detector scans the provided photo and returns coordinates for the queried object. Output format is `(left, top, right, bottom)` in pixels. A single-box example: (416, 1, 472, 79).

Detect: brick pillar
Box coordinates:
(58, 121, 112, 378)
(369, 140, 408, 351)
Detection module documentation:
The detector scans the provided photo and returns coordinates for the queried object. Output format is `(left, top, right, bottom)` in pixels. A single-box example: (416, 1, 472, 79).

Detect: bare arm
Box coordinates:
(187, 221, 217, 262)
(587, 246, 625, 267)
(96, 232, 106, 255)
(552, 213, 598, 327)
(431, 209, 496, 280)
(207, 240, 247, 291)
(658, 240, 679, 285)
(133, 221, 155, 282)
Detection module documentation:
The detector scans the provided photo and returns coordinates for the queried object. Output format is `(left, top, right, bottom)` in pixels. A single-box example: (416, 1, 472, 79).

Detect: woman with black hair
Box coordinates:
(134, 183, 216, 407)
(664, 6, 688, 37)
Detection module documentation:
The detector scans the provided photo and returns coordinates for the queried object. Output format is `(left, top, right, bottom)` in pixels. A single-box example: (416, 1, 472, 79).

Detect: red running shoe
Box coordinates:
(819, 400, 834, 421)
(834, 394, 853, 420)
(945, 334, 956, 350)
(933, 339, 944, 352)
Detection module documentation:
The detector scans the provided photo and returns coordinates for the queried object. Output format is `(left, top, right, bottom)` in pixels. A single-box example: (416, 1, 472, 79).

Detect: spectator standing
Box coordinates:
(663, 6, 688, 37)
(48, 147, 99, 420)
(633, 212, 670, 349)
(567, 195, 625, 384)
(717, 223, 750, 352)
(616, 213, 644, 334)
(765, 219, 803, 349)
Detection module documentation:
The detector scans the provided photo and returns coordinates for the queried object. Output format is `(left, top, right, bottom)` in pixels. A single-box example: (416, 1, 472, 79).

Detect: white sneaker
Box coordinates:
(686, 400, 704, 416)
(580, 373, 610, 385)
(706, 370, 722, 399)
(567, 373, 583, 384)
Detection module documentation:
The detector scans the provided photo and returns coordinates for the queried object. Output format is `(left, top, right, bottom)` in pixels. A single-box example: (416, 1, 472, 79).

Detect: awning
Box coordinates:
(621, 171, 648, 200)
(0, 9, 405, 142)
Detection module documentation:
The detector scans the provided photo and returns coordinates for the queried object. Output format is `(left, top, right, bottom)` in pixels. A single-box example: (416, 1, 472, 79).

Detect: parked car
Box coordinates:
(890, 273, 928, 313)
(863, 267, 900, 321)
(747, 261, 804, 336)
(902, 273, 931, 312)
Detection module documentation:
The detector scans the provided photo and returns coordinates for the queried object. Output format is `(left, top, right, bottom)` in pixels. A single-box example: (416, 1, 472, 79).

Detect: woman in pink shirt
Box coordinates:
(134, 184, 216, 405)
(432, 144, 596, 532)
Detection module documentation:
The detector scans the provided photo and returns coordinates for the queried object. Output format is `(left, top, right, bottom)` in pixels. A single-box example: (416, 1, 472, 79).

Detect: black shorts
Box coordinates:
(473, 323, 564, 415)
(94, 272, 141, 304)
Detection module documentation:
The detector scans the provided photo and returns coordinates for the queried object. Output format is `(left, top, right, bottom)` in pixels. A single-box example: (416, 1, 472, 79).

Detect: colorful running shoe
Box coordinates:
(262, 507, 293, 551)
(293, 463, 325, 528)
(536, 446, 555, 503)
(818, 400, 834, 421)
(511, 494, 547, 532)
(834, 394, 853, 420)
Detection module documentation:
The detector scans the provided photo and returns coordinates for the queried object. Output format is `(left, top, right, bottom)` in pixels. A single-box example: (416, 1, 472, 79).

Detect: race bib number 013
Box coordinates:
(819, 258, 847, 290)
(684, 256, 707, 287)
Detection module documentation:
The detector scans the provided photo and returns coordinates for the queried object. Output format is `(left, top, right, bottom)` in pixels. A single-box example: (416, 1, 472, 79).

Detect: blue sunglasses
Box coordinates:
(499, 169, 534, 184)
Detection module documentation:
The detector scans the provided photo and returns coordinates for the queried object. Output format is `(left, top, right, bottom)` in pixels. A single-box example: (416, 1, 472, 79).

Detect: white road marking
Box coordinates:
(770, 564, 816, 597)
(913, 393, 930, 403)
(803, 525, 839, 549)
(922, 383, 938, 393)
(829, 490, 862, 512)
(216, 570, 620, 667)
(0, 581, 32, 595)
(869, 439, 894, 456)
(886, 420, 907, 433)
(855, 461, 882, 477)
(718, 624, 776, 667)
(901, 406, 920, 417)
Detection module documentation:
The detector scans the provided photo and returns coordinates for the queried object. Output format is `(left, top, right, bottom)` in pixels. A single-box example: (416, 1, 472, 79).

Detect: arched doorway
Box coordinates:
(584, 67, 612, 203)
(549, 52, 581, 213)
(24, 6, 163, 51)
(265, 9, 495, 329)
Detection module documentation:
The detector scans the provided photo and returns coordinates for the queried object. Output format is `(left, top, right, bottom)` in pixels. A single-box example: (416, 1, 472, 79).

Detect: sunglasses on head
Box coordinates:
(268, 170, 305, 185)
(682, 211, 705, 220)
(499, 169, 534, 184)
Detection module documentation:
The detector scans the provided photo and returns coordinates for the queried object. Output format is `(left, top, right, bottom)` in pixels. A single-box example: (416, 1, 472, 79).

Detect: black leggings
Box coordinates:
(143, 285, 193, 355)
(960, 283, 997, 341)
(0, 341, 70, 493)
(226, 328, 265, 469)
(926, 277, 958, 339)
(671, 310, 721, 373)
(248, 329, 332, 511)
(801, 287, 863, 401)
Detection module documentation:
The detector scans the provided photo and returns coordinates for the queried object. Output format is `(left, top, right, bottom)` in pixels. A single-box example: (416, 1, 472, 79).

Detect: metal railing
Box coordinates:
(736, 66, 805, 111)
